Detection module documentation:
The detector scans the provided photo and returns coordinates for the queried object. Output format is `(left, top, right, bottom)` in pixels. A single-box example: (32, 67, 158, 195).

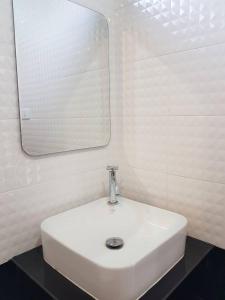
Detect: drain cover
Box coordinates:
(105, 237, 124, 249)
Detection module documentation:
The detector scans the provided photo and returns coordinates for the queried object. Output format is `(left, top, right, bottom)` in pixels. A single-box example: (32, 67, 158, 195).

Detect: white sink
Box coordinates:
(41, 197, 187, 300)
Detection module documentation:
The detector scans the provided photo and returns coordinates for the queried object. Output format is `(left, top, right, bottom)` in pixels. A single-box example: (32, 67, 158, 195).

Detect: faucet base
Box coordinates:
(107, 200, 119, 206)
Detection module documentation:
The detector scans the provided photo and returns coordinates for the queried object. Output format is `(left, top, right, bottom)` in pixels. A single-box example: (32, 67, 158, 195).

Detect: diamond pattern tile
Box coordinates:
(117, 0, 225, 252)
(2, 0, 225, 266)
(168, 175, 225, 249)
(116, 0, 225, 60)
(168, 116, 225, 184)
(0, 0, 120, 264)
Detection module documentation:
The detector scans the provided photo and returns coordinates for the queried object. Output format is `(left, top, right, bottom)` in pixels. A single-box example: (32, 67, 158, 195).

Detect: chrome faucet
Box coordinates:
(107, 166, 120, 205)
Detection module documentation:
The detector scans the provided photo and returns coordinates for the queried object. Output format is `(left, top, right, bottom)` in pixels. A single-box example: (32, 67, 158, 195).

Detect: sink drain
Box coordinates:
(105, 237, 124, 250)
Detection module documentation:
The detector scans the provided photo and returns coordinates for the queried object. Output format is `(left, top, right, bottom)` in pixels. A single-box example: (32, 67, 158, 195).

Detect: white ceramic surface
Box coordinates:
(41, 197, 187, 300)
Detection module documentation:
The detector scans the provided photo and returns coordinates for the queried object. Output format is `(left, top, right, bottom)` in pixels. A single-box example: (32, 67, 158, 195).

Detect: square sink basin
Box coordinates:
(41, 197, 187, 300)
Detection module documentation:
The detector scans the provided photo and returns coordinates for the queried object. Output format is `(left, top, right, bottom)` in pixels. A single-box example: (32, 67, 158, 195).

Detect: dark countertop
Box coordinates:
(11, 236, 213, 300)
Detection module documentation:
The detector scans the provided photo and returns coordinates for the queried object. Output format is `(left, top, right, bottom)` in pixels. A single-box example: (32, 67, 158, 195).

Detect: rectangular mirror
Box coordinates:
(13, 0, 110, 156)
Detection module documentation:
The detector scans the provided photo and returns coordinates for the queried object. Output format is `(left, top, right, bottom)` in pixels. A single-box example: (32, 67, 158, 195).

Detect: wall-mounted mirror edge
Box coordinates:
(13, 0, 111, 156)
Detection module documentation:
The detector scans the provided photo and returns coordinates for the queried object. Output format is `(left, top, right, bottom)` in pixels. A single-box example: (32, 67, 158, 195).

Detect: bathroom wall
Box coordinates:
(116, 0, 225, 249)
(2, 0, 225, 265)
(0, 0, 122, 264)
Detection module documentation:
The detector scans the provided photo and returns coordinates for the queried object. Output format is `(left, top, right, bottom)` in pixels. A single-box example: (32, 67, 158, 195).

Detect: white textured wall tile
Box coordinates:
(0, 43, 18, 119)
(0, 0, 121, 264)
(0, 81, 18, 119)
(123, 116, 168, 172)
(0, 168, 107, 263)
(117, 0, 225, 251)
(0, 117, 120, 193)
(0, 119, 38, 193)
(2, 0, 225, 265)
(168, 175, 225, 249)
(121, 44, 225, 117)
(168, 116, 225, 184)
(120, 166, 168, 208)
(166, 44, 225, 116)
(0, 0, 14, 43)
(108, 18, 124, 118)
(117, 0, 225, 60)
(122, 59, 169, 116)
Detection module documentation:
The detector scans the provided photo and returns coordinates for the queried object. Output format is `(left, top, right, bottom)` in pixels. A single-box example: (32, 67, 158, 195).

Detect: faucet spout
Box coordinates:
(106, 166, 120, 205)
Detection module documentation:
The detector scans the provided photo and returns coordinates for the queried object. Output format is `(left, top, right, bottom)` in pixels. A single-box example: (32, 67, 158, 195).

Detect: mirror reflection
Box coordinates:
(13, 0, 110, 156)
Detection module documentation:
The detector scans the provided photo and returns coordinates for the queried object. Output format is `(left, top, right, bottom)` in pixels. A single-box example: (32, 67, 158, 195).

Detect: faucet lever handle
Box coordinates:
(106, 166, 119, 171)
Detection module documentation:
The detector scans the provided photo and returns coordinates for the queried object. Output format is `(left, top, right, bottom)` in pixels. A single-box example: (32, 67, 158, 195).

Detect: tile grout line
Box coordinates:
(121, 165, 225, 187)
